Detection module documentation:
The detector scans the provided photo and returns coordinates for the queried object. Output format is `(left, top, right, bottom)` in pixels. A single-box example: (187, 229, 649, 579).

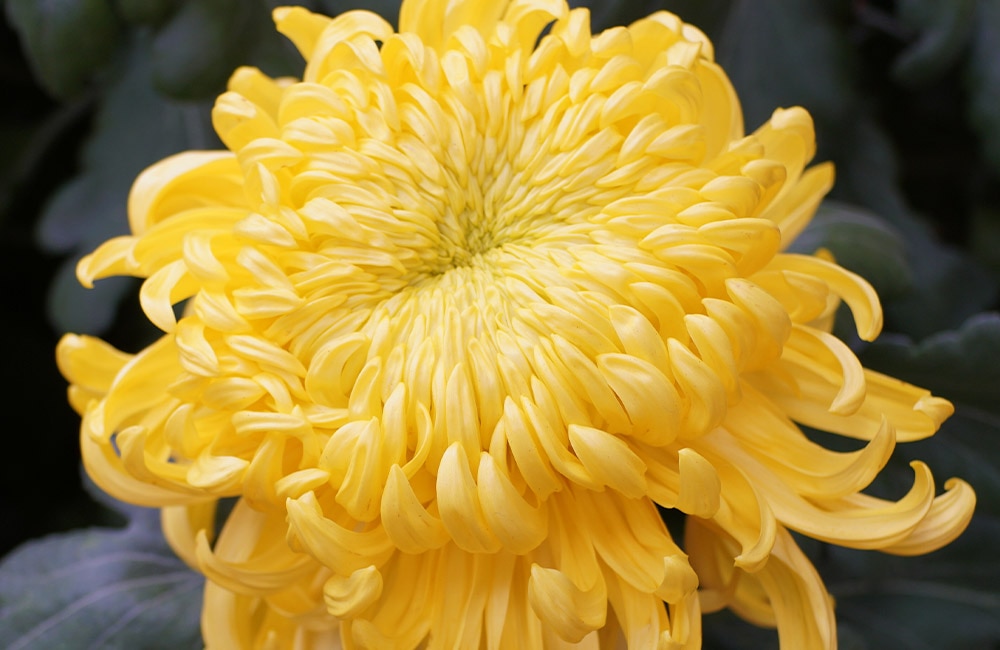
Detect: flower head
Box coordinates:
(58, 1, 974, 647)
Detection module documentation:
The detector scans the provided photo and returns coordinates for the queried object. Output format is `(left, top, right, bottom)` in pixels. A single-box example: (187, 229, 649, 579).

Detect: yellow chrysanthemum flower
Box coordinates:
(57, 1, 975, 648)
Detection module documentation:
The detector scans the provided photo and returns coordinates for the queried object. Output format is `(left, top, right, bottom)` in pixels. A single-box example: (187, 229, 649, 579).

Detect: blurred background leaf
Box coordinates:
(966, 0, 1000, 175)
(0, 486, 203, 650)
(35, 36, 217, 335)
(891, 0, 976, 85)
(789, 200, 914, 300)
(5, 0, 123, 98)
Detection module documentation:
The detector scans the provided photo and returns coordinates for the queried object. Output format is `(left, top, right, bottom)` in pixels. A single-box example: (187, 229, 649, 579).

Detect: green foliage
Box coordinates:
(34, 37, 217, 334)
(713, 0, 853, 129)
(0, 492, 203, 650)
(114, 0, 177, 26)
(863, 313, 1000, 416)
(5, 0, 123, 98)
(150, 0, 263, 99)
(790, 201, 913, 299)
(825, 515, 1000, 650)
(892, 0, 976, 85)
(967, 0, 1000, 175)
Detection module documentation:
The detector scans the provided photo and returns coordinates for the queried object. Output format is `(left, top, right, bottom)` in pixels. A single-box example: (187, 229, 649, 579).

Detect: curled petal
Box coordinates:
(769, 253, 882, 341)
(644, 446, 721, 518)
(477, 452, 548, 553)
(194, 502, 315, 595)
(127, 151, 243, 235)
(56, 334, 132, 397)
(842, 477, 976, 557)
(528, 565, 607, 643)
(285, 491, 395, 574)
(76, 236, 137, 287)
(437, 442, 502, 553)
(727, 385, 897, 499)
(324, 565, 384, 618)
(81, 428, 208, 507)
(381, 465, 449, 554)
(782, 324, 867, 415)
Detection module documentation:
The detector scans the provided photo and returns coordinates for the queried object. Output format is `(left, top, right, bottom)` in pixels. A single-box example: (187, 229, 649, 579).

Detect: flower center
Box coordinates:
(437, 201, 501, 269)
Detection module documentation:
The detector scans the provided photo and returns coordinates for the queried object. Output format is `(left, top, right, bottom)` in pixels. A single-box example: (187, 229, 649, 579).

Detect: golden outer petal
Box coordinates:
(724, 385, 896, 500)
(201, 581, 258, 650)
(572, 488, 681, 594)
(127, 151, 244, 235)
(323, 565, 383, 618)
(193, 500, 317, 595)
(686, 518, 835, 650)
(528, 564, 607, 643)
(75, 236, 137, 287)
(710, 425, 949, 550)
(56, 334, 132, 398)
(272, 6, 334, 60)
(400, 0, 566, 53)
(643, 444, 722, 518)
(96, 335, 180, 441)
(81, 427, 210, 507)
(782, 324, 867, 415)
(161, 501, 218, 570)
(833, 477, 976, 556)
(706, 454, 778, 572)
(743, 528, 836, 650)
(755, 365, 953, 443)
(768, 252, 883, 341)
(285, 491, 395, 575)
(400, 0, 502, 50)
(345, 551, 435, 648)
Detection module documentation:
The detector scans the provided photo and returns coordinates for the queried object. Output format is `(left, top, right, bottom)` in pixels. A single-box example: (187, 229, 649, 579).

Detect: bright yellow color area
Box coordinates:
(57, 1, 975, 648)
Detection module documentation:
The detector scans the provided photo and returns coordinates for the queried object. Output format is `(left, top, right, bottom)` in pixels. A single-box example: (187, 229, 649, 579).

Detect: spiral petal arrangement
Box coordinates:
(58, 1, 975, 648)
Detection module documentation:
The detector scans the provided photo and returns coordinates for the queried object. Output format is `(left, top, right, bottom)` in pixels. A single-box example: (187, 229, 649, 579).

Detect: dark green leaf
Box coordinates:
(883, 239, 997, 340)
(892, 0, 976, 85)
(965, 0, 1000, 175)
(318, 0, 402, 25)
(857, 314, 1000, 592)
(113, 0, 177, 26)
(861, 312, 1000, 416)
(713, 0, 853, 129)
(243, 0, 314, 80)
(659, 0, 733, 42)
(5, 0, 123, 98)
(823, 516, 1000, 650)
(566, 0, 673, 33)
(830, 116, 998, 339)
(806, 317, 1000, 648)
(150, 0, 258, 100)
(970, 205, 1000, 275)
(791, 201, 913, 299)
(702, 609, 778, 649)
(0, 498, 203, 650)
(35, 37, 217, 334)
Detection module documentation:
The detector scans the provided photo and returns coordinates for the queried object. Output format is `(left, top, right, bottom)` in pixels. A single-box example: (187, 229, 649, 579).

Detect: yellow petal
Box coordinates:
(381, 465, 449, 553)
(56, 334, 132, 395)
(528, 565, 607, 643)
(285, 491, 395, 574)
(568, 424, 647, 498)
(477, 452, 548, 553)
(437, 442, 502, 553)
(324, 565, 383, 618)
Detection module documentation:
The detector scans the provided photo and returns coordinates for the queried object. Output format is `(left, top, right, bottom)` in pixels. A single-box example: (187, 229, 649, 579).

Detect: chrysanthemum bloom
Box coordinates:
(57, 1, 975, 647)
